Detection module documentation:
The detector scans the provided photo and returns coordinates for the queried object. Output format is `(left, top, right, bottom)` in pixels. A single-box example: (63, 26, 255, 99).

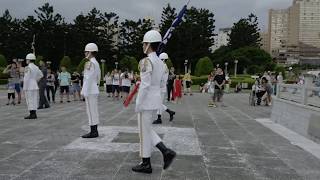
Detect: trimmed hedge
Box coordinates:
(191, 76, 208, 85)
(188, 75, 255, 89)
(0, 79, 8, 85)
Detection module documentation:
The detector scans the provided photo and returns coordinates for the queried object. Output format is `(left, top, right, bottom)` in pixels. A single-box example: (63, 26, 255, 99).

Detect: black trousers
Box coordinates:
(39, 85, 49, 108)
(256, 91, 266, 105)
(46, 86, 55, 102)
(167, 84, 174, 101)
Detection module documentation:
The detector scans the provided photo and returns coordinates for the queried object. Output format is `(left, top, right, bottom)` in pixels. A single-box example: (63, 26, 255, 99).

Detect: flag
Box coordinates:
(157, 3, 188, 54)
(123, 81, 140, 107)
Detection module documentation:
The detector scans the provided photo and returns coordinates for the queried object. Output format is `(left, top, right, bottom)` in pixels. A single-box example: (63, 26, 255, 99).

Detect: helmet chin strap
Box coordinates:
(85, 52, 92, 59)
(144, 43, 150, 54)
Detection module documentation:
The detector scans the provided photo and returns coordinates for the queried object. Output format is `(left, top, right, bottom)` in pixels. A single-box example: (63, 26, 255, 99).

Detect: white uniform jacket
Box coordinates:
(135, 52, 165, 112)
(81, 57, 101, 97)
(23, 63, 43, 91)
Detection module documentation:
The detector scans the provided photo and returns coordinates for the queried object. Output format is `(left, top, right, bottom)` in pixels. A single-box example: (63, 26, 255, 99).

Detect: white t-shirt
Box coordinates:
(105, 75, 112, 85)
(122, 78, 131, 87)
(277, 75, 283, 84)
(112, 73, 120, 85)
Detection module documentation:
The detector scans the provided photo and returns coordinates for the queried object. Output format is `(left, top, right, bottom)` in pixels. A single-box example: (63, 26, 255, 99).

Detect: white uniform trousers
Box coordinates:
(138, 111, 162, 158)
(157, 92, 167, 115)
(25, 90, 38, 111)
(85, 95, 99, 126)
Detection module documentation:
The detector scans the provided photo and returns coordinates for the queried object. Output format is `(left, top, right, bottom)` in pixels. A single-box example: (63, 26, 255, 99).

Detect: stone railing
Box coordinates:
(276, 83, 320, 108)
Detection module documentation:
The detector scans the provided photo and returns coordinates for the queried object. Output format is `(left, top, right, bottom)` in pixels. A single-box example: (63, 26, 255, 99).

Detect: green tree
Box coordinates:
(228, 13, 261, 50)
(77, 58, 88, 73)
(228, 47, 273, 74)
(160, 4, 177, 35)
(160, 6, 215, 73)
(34, 3, 65, 66)
(166, 58, 173, 69)
(195, 56, 213, 76)
(131, 59, 139, 72)
(119, 55, 138, 71)
(35, 55, 43, 66)
(60, 56, 71, 68)
(119, 19, 153, 60)
(0, 54, 7, 67)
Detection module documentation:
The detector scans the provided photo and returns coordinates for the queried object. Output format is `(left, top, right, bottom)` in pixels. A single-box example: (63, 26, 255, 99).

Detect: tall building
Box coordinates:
(289, 0, 320, 49)
(211, 28, 231, 53)
(268, 0, 320, 64)
(268, 9, 289, 57)
(260, 32, 270, 52)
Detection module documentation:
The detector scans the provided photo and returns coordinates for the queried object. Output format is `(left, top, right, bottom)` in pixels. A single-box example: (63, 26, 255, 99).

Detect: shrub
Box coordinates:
(195, 57, 213, 76)
(60, 56, 72, 69)
(0, 54, 7, 67)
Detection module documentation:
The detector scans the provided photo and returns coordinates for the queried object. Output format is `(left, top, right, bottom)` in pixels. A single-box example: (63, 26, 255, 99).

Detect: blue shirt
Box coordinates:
(58, 72, 71, 86)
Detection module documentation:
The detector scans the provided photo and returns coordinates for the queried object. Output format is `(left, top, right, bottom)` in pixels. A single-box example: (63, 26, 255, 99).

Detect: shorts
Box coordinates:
(112, 85, 120, 94)
(106, 85, 112, 93)
(186, 81, 192, 88)
(122, 86, 130, 93)
(15, 83, 21, 93)
(266, 87, 273, 95)
(73, 84, 81, 92)
(60, 86, 69, 94)
(213, 89, 224, 101)
(8, 93, 15, 99)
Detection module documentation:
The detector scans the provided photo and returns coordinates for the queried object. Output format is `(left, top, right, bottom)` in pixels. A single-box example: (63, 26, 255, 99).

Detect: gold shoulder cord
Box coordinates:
(138, 58, 153, 72)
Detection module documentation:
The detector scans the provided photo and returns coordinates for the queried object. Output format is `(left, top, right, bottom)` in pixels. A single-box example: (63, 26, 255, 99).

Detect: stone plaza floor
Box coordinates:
(1, 92, 320, 180)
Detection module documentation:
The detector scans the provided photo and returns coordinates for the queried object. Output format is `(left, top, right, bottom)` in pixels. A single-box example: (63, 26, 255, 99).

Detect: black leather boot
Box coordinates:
(132, 158, 152, 174)
(82, 125, 99, 138)
(152, 115, 162, 124)
(24, 110, 37, 119)
(166, 109, 175, 121)
(156, 142, 176, 170)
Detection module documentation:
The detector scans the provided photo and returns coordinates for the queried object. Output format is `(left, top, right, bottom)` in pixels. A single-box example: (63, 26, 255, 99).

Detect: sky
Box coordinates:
(0, 0, 293, 32)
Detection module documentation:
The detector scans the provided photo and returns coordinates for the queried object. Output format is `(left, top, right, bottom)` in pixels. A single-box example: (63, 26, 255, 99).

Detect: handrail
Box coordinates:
(277, 83, 320, 108)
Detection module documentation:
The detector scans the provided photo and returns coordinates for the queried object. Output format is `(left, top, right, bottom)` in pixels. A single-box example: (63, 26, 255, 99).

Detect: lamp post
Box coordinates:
(184, 59, 188, 74)
(234, 60, 238, 78)
(101, 59, 106, 77)
(63, 31, 68, 56)
(225, 62, 228, 74)
(31, 34, 36, 55)
(46, 61, 52, 68)
(115, 61, 118, 69)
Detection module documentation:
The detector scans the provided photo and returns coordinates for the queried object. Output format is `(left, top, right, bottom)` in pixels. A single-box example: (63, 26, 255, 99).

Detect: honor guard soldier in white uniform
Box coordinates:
(23, 53, 43, 119)
(153, 52, 175, 124)
(81, 43, 101, 138)
(132, 30, 176, 174)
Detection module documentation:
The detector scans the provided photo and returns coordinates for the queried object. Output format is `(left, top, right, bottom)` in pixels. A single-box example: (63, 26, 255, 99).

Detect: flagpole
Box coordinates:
(187, 0, 191, 6)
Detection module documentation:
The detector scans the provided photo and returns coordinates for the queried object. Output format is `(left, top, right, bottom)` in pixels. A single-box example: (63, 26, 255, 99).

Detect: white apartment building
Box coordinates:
(211, 28, 231, 53)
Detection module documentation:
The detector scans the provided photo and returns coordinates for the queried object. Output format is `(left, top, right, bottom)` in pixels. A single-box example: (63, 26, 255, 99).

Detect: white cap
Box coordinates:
(26, 53, 36, 60)
(85, 43, 98, 52)
(159, 53, 169, 60)
(143, 30, 162, 43)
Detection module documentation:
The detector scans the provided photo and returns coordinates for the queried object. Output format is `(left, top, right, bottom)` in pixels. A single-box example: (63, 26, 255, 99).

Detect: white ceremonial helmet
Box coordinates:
(143, 30, 162, 43)
(25, 53, 36, 60)
(85, 43, 98, 52)
(159, 53, 169, 61)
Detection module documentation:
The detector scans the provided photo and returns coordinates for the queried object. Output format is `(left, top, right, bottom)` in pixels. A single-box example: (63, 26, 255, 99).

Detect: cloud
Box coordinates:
(0, 0, 293, 32)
